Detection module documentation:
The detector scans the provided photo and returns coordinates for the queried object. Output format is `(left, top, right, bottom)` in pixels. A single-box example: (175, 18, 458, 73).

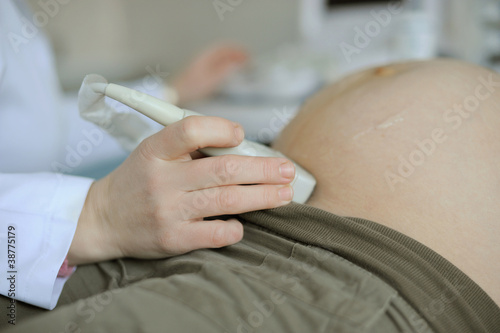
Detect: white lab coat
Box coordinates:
(0, 0, 162, 309)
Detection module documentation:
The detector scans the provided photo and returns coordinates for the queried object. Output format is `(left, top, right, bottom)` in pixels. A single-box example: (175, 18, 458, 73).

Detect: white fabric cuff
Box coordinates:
(0, 173, 93, 309)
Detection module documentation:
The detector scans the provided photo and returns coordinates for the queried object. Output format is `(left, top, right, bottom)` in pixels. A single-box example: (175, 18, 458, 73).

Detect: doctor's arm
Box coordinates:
(171, 44, 248, 106)
(0, 116, 294, 310)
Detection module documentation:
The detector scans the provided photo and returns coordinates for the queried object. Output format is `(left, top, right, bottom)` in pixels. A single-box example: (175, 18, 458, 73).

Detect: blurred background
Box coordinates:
(25, 0, 500, 143)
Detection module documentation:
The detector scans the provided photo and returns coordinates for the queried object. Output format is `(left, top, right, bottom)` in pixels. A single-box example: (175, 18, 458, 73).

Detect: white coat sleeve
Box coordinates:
(0, 172, 93, 310)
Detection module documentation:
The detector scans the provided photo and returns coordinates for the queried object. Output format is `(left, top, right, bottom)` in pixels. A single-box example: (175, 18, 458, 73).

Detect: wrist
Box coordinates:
(68, 177, 117, 265)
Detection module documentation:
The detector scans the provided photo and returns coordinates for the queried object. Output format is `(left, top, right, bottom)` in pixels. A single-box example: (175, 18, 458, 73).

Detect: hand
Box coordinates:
(172, 44, 248, 105)
(68, 116, 294, 265)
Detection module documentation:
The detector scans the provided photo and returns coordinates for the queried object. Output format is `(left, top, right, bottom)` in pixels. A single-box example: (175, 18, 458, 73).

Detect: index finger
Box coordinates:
(142, 116, 244, 161)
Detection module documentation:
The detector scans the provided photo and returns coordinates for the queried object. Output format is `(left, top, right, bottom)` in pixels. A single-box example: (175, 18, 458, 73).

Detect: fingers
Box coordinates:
(141, 116, 244, 160)
(180, 184, 293, 220)
(203, 44, 248, 67)
(212, 46, 248, 73)
(180, 155, 295, 191)
(173, 219, 244, 253)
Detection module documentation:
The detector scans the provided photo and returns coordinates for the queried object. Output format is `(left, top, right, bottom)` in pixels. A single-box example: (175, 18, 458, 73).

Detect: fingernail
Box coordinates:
(278, 186, 293, 202)
(233, 123, 244, 142)
(280, 162, 295, 180)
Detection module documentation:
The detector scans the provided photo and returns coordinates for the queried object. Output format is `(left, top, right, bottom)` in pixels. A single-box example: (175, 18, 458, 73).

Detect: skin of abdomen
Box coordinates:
(273, 59, 500, 305)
